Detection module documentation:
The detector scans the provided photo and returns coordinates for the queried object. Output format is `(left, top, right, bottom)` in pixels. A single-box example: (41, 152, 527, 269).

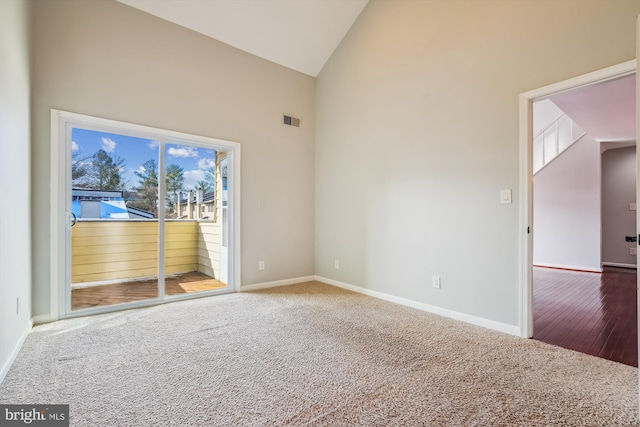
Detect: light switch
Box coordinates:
(500, 189, 512, 204)
(630, 203, 636, 211)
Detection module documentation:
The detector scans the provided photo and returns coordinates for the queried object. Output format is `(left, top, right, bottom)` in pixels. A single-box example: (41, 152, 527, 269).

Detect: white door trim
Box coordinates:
(518, 60, 636, 338)
(49, 109, 242, 320)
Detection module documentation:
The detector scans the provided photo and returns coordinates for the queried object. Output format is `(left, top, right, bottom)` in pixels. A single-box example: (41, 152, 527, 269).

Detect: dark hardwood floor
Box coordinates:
(533, 266, 638, 367)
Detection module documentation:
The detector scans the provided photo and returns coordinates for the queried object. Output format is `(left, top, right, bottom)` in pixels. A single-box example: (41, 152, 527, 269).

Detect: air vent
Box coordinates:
(283, 115, 300, 127)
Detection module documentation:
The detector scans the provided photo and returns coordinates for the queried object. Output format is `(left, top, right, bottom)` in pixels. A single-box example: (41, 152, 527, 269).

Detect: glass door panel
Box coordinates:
(69, 127, 160, 311)
(163, 142, 229, 297)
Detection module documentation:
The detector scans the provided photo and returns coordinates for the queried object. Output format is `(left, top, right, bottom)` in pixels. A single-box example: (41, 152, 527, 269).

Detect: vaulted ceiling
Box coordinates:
(117, 0, 369, 77)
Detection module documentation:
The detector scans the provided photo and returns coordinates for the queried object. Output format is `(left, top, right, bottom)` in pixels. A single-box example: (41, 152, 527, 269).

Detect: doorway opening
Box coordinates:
(51, 110, 241, 319)
(519, 61, 637, 366)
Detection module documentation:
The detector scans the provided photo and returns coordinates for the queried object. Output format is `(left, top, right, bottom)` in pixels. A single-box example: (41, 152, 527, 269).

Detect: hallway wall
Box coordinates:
(602, 145, 637, 267)
(533, 135, 602, 271)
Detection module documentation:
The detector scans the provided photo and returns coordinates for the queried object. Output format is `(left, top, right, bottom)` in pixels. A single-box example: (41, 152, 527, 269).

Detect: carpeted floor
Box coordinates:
(1, 281, 638, 426)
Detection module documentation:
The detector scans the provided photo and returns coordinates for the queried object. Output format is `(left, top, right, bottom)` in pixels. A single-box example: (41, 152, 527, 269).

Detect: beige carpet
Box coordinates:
(1, 281, 638, 426)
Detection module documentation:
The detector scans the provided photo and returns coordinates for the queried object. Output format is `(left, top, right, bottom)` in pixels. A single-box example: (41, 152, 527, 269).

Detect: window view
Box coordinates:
(70, 128, 228, 311)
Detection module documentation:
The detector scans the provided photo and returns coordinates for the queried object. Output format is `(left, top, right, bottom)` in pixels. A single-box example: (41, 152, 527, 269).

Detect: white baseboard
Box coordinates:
(32, 314, 53, 325)
(241, 276, 316, 292)
(315, 276, 520, 337)
(0, 320, 32, 385)
(533, 262, 602, 273)
(601, 262, 637, 269)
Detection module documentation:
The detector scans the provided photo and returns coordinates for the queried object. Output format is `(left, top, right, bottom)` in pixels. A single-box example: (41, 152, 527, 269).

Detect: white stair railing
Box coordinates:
(533, 114, 586, 174)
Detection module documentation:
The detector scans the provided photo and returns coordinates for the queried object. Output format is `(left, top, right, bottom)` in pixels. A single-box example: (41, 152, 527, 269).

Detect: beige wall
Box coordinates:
(602, 145, 637, 266)
(0, 0, 31, 380)
(31, 0, 315, 316)
(315, 0, 639, 327)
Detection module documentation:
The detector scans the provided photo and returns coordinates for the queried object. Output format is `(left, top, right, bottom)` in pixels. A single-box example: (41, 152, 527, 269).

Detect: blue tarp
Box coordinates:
(100, 200, 129, 219)
(71, 200, 82, 217)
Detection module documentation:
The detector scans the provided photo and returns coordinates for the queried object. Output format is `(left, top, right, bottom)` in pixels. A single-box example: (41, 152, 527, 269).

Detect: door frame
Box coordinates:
(636, 16, 639, 413)
(518, 60, 636, 338)
(50, 109, 242, 320)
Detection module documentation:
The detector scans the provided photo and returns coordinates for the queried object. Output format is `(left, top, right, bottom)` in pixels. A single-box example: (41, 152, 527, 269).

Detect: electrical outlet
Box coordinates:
(630, 248, 637, 256)
(259, 261, 265, 270)
(432, 276, 441, 289)
(334, 260, 340, 270)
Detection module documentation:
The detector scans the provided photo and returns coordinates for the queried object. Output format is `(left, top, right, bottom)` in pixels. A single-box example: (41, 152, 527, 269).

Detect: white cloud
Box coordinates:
(71, 141, 79, 151)
(167, 146, 198, 158)
(137, 165, 146, 174)
(197, 158, 216, 169)
(101, 137, 116, 153)
(183, 169, 205, 189)
(148, 140, 159, 150)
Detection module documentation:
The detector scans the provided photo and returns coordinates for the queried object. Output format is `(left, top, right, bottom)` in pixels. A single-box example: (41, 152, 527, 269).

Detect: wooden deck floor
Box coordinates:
(72, 271, 227, 311)
(533, 266, 637, 367)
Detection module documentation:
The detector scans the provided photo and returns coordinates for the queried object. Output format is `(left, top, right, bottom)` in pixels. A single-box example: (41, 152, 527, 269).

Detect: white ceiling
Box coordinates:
(550, 74, 636, 143)
(117, 0, 369, 77)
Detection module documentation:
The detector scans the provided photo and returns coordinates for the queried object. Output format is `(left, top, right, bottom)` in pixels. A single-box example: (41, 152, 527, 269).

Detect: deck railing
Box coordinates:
(71, 220, 221, 285)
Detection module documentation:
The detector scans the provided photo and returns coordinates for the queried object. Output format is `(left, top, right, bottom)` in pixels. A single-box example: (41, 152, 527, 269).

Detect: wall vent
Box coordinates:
(283, 115, 300, 127)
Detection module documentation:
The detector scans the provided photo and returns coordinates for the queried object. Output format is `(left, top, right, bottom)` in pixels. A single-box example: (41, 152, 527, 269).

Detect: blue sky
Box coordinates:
(72, 127, 216, 191)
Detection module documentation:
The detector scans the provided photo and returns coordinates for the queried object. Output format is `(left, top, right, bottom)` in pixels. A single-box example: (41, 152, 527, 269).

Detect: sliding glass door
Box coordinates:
(57, 111, 238, 317)
(69, 128, 161, 311)
(163, 141, 228, 299)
